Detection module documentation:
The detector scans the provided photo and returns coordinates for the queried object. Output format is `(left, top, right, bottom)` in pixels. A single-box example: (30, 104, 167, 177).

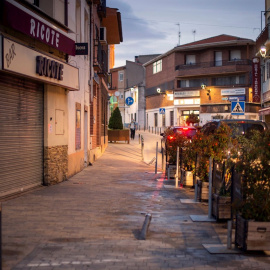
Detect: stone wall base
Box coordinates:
(44, 145, 68, 185)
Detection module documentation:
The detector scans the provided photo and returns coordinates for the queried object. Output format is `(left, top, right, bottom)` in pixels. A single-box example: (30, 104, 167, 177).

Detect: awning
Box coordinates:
(259, 107, 270, 116)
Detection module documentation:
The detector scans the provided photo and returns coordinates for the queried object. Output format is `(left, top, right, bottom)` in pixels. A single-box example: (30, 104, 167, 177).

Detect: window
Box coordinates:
(32, 0, 67, 26)
(75, 103, 81, 150)
(170, 111, 174, 126)
(154, 113, 158, 127)
(162, 114, 165, 127)
(186, 55, 196, 65)
(76, 0, 81, 42)
(266, 61, 270, 80)
(230, 50, 241, 61)
(212, 75, 245, 86)
(119, 72, 124, 81)
(153, 60, 162, 74)
(215, 51, 222, 66)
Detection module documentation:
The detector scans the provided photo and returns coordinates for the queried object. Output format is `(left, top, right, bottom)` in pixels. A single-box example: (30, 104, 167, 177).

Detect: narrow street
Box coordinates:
(1, 133, 270, 269)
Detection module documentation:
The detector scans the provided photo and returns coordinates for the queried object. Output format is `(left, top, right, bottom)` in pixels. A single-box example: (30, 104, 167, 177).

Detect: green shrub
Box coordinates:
(108, 107, 123, 130)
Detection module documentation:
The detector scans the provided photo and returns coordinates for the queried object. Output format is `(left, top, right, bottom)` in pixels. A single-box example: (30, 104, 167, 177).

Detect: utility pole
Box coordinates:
(176, 23, 181, 46)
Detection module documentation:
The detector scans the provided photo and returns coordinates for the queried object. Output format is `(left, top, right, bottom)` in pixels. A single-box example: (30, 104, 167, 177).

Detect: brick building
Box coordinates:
(255, 0, 270, 127)
(144, 34, 261, 129)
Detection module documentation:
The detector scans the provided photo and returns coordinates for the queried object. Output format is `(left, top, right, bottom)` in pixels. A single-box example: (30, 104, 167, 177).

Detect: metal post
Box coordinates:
(0, 203, 2, 270)
(161, 147, 166, 172)
(176, 146, 179, 188)
(141, 136, 144, 161)
(194, 181, 198, 202)
(139, 134, 141, 144)
(208, 156, 213, 219)
(155, 142, 158, 174)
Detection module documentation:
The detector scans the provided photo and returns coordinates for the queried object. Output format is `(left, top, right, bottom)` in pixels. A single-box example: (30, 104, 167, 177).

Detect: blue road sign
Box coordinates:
(125, 97, 134, 106)
(231, 101, 245, 115)
(159, 108, 165, 114)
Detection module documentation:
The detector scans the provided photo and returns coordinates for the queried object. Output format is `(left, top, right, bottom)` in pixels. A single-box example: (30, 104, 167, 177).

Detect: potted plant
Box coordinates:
(212, 160, 233, 221)
(234, 130, 270, 251)
(193, 123, 238, 201)
(108, 107, 129, 143)
(164, 129, 189, 181)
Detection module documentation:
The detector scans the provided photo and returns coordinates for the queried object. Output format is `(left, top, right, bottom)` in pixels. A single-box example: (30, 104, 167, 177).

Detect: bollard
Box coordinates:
(139, 213, 152, 240)
(139, 134, 141, 144)
(175, 146, 179, 188)
(155, 142, 158, 174)
(227, 220, 232, 249)
(141, 136, 144, 161)
(208, 157, 213, 219)
(194, 182, 198, 202)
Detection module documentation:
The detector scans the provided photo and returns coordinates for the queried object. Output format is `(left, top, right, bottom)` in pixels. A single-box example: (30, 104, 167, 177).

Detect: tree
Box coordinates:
(108, 107, 123, 130)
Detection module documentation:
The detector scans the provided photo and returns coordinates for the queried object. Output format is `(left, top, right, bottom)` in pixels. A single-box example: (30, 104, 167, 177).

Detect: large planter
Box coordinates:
(212, 193, 231, 221)
(108, 129, 130, 144)
(235, 215, 270, 251)
(197, 180, 209, 201)
(183, 170, 193, 187)
(166, 164, 180, 180)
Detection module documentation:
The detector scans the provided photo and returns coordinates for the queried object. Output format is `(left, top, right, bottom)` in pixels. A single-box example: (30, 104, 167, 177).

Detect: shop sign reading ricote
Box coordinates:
(2, 0, 75, 56)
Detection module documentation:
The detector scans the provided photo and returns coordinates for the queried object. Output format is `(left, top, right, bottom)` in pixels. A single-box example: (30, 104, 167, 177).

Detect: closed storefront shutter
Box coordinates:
(0, 73, 44, 198)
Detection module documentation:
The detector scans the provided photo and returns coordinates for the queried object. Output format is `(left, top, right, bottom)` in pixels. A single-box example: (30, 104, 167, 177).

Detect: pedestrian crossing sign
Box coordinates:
(231, 101, 245, 115)
(159, 108, 165, 114)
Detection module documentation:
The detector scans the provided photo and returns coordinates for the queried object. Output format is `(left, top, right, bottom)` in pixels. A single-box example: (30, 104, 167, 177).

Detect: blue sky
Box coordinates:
(108, 0, 265, 67)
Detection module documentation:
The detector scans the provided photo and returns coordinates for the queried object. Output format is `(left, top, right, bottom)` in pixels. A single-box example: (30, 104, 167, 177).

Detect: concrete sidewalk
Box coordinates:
(1, 136, 270, 269)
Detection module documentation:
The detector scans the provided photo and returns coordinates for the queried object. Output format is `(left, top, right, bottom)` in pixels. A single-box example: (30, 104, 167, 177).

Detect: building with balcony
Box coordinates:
(144, 34, 260, 129)
(255, 0, 270, 127)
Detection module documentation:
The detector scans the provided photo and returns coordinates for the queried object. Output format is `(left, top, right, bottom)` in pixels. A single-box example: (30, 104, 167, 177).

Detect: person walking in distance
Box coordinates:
(130, 120, 135, 139)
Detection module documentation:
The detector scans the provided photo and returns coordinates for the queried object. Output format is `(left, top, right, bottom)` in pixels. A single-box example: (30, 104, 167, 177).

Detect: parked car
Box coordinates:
(160, 126, 198, 150)
(201, 119, 268, 137)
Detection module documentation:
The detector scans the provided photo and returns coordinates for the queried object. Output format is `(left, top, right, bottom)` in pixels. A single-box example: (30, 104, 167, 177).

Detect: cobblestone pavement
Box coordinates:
(2, 133, 270, 269)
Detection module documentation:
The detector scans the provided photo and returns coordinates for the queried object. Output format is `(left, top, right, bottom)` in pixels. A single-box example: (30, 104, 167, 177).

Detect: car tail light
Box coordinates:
(168, 135, 175, 141)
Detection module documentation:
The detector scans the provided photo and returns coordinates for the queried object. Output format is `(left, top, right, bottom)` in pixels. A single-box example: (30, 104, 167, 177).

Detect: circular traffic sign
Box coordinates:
(125, 96, 134, 106)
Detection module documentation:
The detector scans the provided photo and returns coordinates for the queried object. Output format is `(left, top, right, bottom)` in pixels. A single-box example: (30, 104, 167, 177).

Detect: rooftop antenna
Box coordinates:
(176, 23, 181, 46)
(192, 30, 196, 41)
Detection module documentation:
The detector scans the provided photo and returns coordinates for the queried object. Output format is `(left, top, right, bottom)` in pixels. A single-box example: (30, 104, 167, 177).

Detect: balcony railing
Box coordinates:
(175, 59, 252, 71)
(94, 39, 108, 76)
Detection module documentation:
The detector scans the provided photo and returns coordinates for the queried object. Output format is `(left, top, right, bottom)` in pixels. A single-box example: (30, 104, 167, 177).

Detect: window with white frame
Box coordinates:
(186, 55, 196, 65)
(119, 72, 124, 81)
(153, 60, 162, 74)
(230, 50, 241, 61)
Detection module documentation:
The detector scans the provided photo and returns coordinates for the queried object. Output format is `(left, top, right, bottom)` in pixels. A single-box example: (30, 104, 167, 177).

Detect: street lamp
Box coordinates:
(260, 45, 267, 58)
(201, 83, 211, 100)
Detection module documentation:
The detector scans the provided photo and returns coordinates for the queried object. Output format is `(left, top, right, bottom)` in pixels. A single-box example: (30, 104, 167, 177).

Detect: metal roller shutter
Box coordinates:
(0, 73, 44, 198)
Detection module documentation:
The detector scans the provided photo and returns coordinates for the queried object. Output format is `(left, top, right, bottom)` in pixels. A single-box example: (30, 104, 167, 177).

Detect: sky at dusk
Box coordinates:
(108, 0, 265, 67)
